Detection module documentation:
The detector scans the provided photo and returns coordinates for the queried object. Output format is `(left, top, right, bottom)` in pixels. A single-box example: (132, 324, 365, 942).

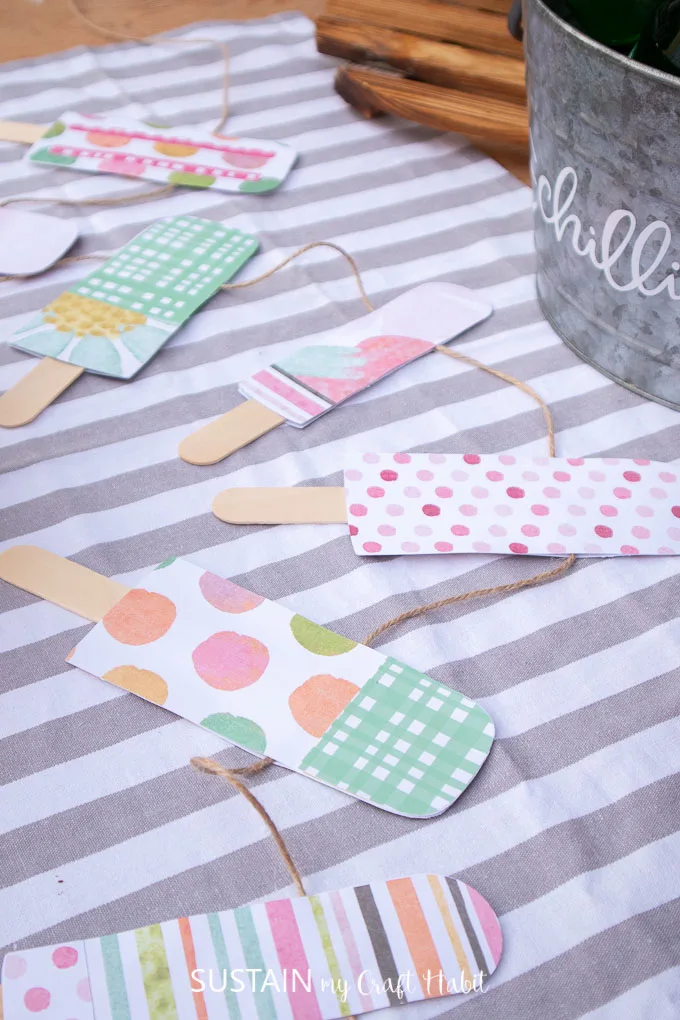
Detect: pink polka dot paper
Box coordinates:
(1, 943, 92, 1019)
(343, 455, 680, 557)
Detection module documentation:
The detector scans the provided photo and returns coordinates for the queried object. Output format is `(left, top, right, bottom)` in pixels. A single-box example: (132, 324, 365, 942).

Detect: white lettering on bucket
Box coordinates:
(537, 166, 680, 301)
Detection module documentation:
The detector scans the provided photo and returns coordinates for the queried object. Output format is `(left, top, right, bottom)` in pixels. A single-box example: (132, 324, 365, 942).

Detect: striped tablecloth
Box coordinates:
(1, 13, 679, 1019)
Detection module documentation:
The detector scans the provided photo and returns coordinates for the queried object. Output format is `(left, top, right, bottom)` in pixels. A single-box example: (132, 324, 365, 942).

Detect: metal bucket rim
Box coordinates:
(529, 0, 680, 93)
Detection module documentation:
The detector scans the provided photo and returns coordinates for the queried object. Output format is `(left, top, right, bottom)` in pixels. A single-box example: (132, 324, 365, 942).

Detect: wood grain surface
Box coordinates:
(335, 64, 529, 181)
(0, 0, 528, 181)
(0, 0, 323, 62)
(327, 0, 522, 56)
(317, 15, 526, 101)
(418, 0, 512, 10)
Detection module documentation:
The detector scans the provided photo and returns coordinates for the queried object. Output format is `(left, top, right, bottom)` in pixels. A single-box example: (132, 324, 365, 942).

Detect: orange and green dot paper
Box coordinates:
(67, 557, 494, 818)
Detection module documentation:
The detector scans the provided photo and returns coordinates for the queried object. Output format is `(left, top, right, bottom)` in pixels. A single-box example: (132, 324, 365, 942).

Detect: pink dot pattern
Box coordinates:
(344, 454, 680, 558)
(2, 943, 93, 1019)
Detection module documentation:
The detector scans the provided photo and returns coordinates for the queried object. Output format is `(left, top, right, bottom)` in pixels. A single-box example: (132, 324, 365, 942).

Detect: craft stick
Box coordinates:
(178, 399, 284, 465)
(0, 358, 84, 428)
(0, 120, 45, 144)
(0, 545, 129, 621)
(213, 486, 347, 524)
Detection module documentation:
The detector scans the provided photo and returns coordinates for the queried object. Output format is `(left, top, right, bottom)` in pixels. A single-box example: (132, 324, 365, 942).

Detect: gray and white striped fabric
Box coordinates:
(1, 13, 679, 1019)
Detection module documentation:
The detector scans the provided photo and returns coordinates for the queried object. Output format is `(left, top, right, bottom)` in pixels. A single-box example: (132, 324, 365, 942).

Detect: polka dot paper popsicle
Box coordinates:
(26, 111, 297, 193)
(1, 875, 502, 1020)
(67, 557, 494, 818)
(344, 454, 680, 557)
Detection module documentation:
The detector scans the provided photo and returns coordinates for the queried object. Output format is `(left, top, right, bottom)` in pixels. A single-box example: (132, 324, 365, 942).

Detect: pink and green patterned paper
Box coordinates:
(27, 112, 297, 193)
(238, 283, 493, 426)
(1, 874, 502, 1019)
(67, 557, 494, 818)
(343, 453, 680, 557)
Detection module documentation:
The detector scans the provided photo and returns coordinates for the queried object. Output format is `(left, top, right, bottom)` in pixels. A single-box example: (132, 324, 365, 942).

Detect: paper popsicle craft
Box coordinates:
(0, 546, 494, 818)
(0, 873, 502, 1020)
(0, 215, 258, 427)
(212, 453, 680, 558)
(178, 282, 493, 466)
(25, 111, 297, 193)
(0, 207, 79, 276)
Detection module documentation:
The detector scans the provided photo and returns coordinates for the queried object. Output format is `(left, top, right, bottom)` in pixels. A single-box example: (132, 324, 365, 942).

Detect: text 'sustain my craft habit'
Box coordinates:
(1, 874, 503, 1020)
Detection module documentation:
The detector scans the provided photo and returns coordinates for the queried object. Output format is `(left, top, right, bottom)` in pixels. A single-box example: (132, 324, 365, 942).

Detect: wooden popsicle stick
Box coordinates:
(213, 486, 348, 525)
(0, 120, 45, 144)
(178, 399, 285, 466)
(0, 545, 129, 621)
(0, 358, 84, 427)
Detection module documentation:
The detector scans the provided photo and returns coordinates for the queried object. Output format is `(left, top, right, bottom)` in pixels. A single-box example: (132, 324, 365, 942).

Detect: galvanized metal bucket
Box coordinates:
(523, 0, 680, 410)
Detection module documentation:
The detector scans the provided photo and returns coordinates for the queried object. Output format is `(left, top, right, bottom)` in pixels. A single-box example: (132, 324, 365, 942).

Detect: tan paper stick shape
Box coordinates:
(0, 359, 84, 428)
(0, 120, 45, 144)
(213, 486, 347, 524)
(0, 545, 129, 621)
(178, 399, 284, 466)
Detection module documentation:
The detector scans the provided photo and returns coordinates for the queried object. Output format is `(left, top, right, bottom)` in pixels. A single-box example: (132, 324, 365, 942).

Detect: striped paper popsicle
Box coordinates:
(238, 283, 493, 426)
(1, 875, 502, 1019)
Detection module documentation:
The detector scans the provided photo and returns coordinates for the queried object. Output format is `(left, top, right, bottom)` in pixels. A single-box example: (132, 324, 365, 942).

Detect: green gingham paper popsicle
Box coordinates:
(67, 556, 495, 818)
(10, 215, 258, 379)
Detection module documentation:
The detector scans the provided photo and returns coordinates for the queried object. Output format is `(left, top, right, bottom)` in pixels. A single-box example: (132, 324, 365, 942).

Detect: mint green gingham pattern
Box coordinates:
(299, 658, 494, 817)
(71, 216, 258, 325)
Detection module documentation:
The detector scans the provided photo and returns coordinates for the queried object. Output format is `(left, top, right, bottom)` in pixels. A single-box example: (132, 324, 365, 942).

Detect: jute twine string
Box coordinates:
(191, 755, 305, 896)
(3, 0, 573, 964)
(189, 247, 575, 913)
(0, 185, 176, 213)
(0, 0, 231, 277)
(0, 187, 177, 283)
(1, 233, 575, 620)
(190, 755, 351, 1016)
(220, 240, 374, 311)
(0, 240, 373, 295)
(66, 0, 231, 134)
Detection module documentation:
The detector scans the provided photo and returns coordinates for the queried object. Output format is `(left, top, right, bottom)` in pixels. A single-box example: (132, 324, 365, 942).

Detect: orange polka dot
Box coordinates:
(289, 674, 359, 737)
(103, 665, 168, 704)
(103, 589, 176, 645)
(85, 131, 129, 148)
